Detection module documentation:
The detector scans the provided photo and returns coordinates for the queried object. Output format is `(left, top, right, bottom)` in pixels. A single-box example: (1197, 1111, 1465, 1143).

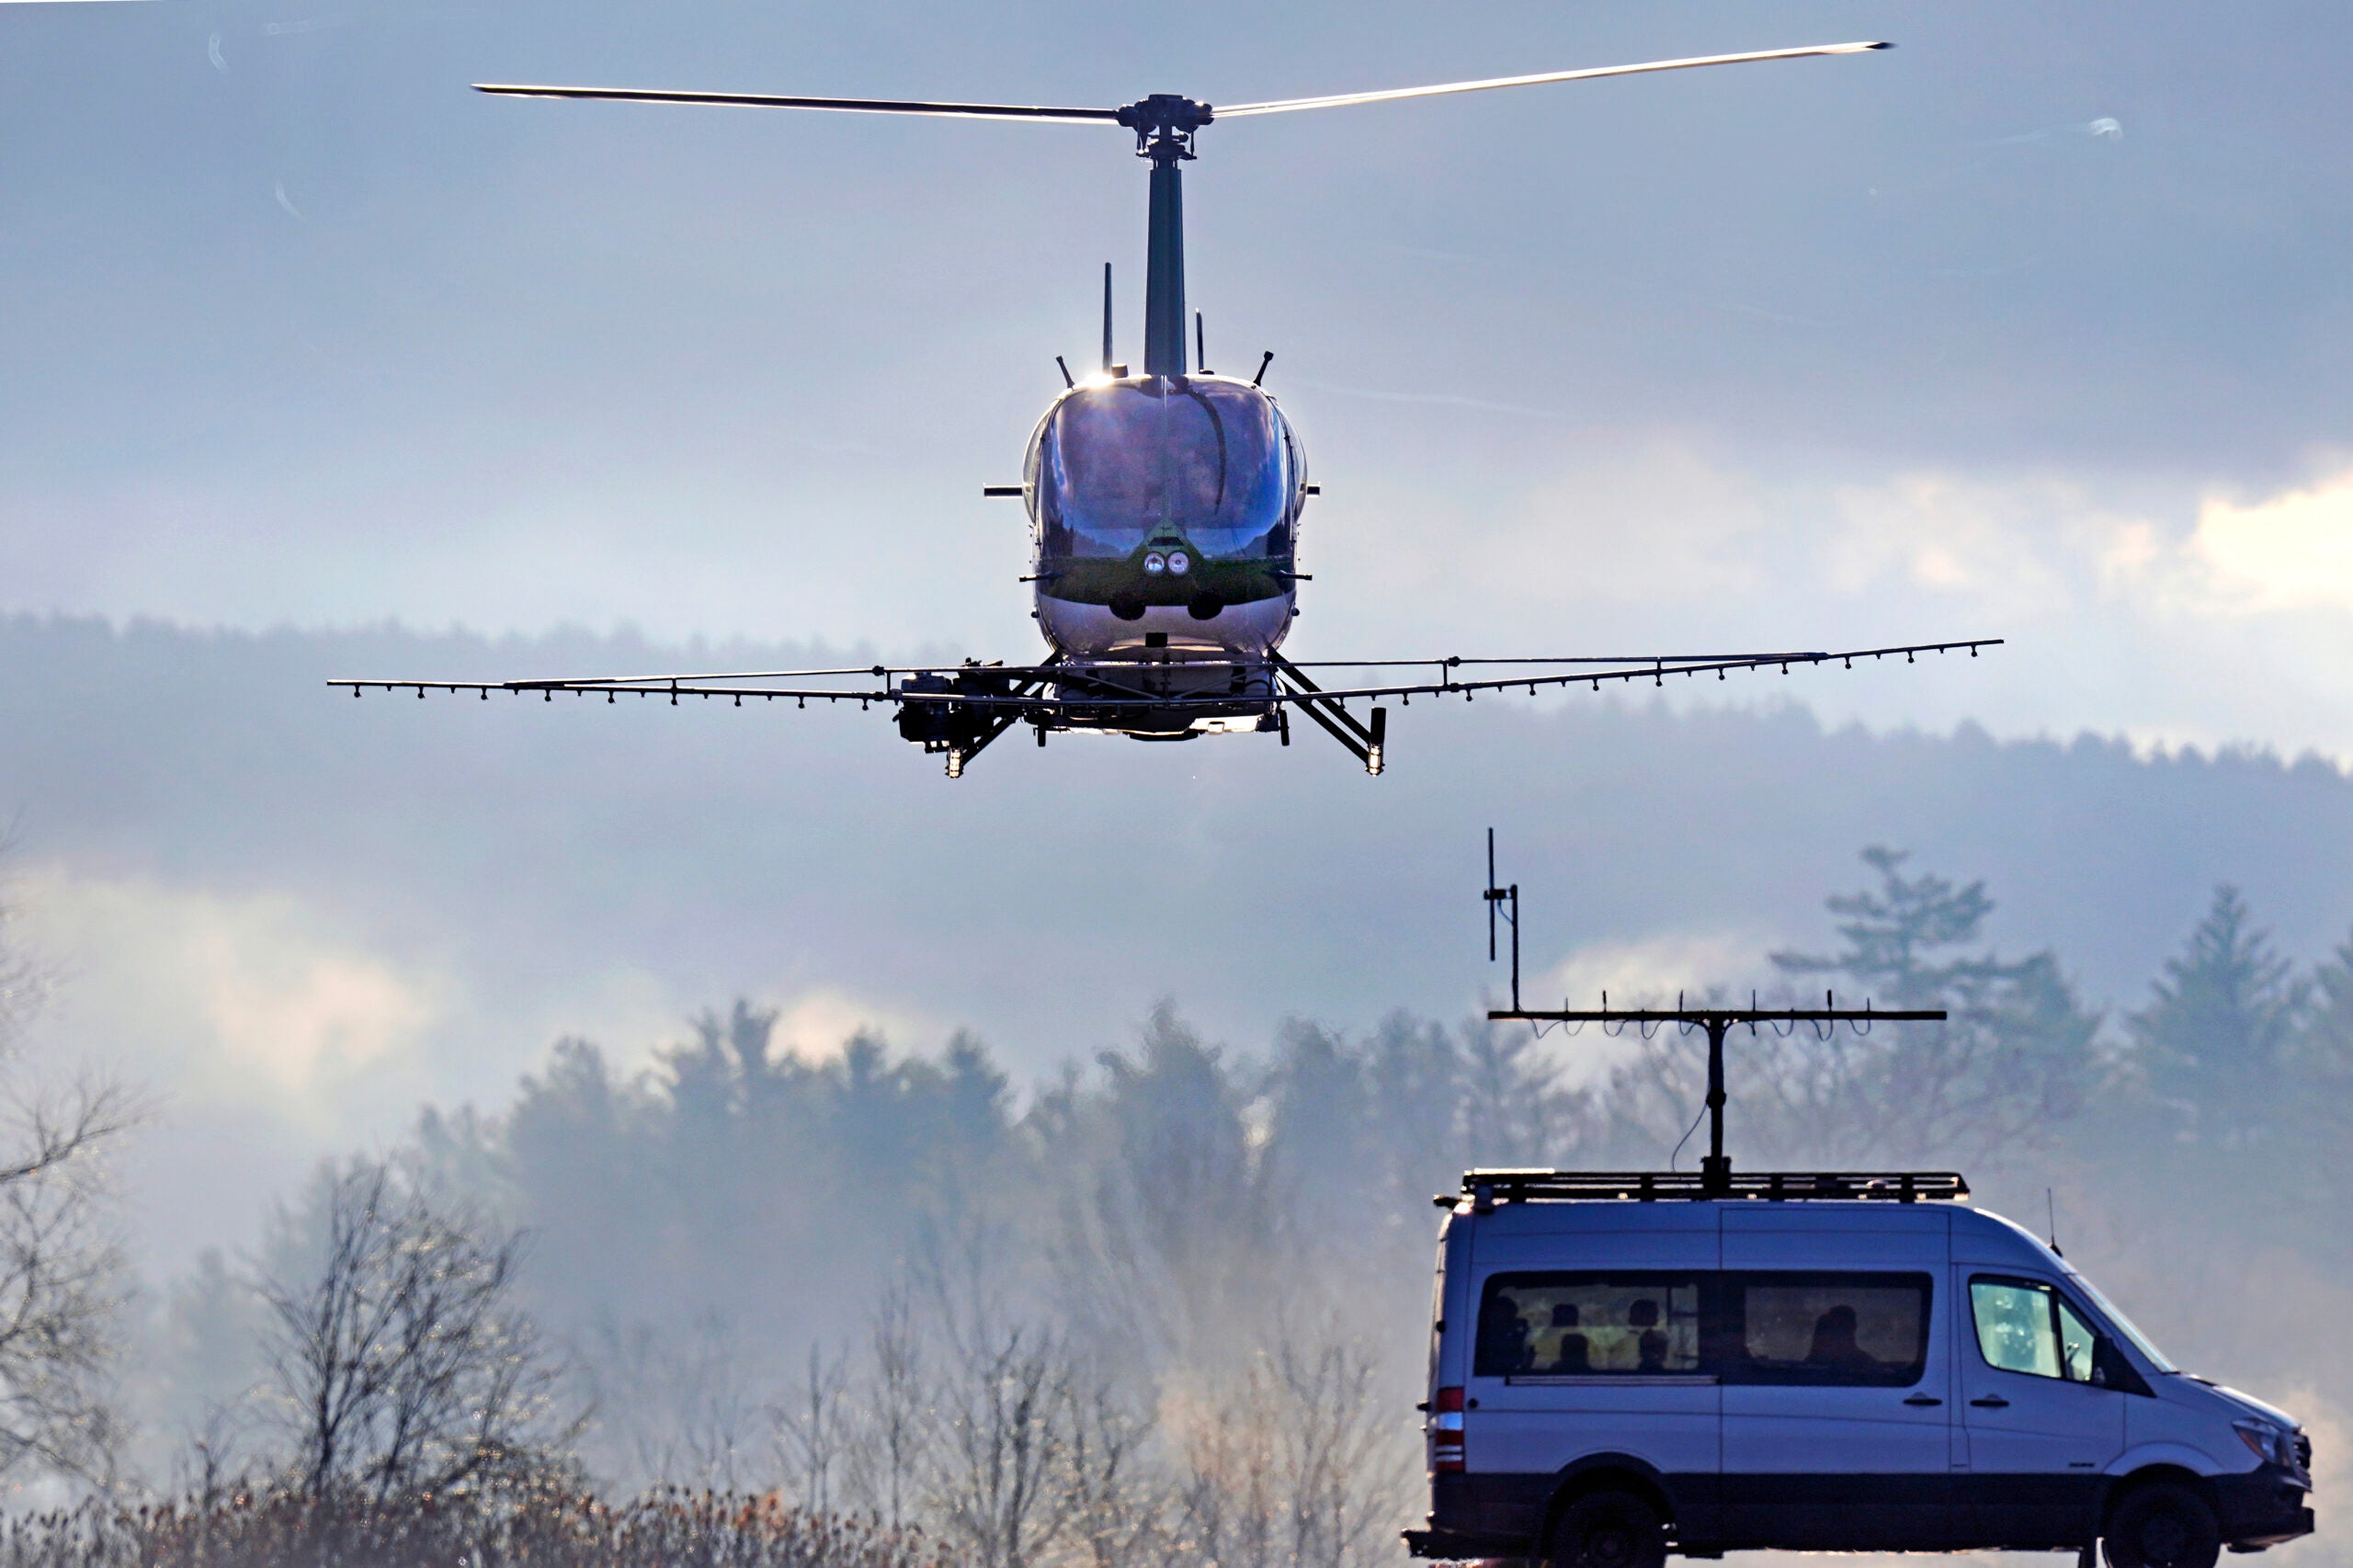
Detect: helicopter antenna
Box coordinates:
(1100, 264, 1113, 375)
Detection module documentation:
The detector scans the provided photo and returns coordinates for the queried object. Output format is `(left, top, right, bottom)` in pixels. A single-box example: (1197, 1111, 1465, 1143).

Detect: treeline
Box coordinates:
(9, 847, 2353, 1568)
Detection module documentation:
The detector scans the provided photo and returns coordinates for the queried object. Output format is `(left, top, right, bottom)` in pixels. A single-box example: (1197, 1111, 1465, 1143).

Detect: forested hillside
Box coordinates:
(112, 852, 2353, 1568)
(3, 616, 2350, 1563)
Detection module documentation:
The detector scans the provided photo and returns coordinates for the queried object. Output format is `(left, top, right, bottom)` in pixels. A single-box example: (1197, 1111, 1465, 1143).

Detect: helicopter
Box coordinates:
(335, 41, 2000, 776)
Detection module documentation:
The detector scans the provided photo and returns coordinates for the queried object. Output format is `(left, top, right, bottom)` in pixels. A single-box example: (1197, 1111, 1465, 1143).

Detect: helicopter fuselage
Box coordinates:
(1024, 371, 1306, 664)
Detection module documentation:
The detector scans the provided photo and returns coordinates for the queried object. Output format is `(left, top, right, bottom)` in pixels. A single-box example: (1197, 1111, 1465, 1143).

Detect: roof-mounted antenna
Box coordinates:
(1482, 859, 1951, 1199)
(1483, 828, 1520, 1013)
(1196, 311, 1209, 374)
(1100, 263, 1113, 375)
(1252, 350, 1273, 387)
(2046, 1187, 2063, 1256)
(1054, 355, 1074, 389)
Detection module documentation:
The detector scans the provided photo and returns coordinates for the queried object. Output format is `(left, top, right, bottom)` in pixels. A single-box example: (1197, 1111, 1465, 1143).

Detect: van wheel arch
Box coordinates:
(1542, 1460, 1676, 1549)
(2103, 1465, 2217, 1526)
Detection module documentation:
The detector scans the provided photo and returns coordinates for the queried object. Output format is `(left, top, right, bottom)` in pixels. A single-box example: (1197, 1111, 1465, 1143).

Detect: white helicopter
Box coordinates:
(338, 41, 1999, 775)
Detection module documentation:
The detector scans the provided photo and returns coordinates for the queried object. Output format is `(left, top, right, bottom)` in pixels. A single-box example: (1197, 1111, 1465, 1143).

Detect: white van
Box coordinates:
(1407, 1170, 2313, 1568)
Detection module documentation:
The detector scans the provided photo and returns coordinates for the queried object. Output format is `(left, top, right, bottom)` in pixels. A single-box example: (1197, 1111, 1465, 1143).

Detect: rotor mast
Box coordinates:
(1119, 96, 1211, 378)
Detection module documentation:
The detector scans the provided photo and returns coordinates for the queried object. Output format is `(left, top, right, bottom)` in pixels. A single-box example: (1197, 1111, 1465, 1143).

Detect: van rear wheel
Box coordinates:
(2104, 1483, 2221, 1568)
(1548, 1490, 1666, 1568)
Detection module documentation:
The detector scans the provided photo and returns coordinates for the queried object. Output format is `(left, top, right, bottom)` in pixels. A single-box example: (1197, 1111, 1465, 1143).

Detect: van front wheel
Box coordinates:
(2104, 1483, 2222, 1568)
(1548, 1490, 1666, 1568)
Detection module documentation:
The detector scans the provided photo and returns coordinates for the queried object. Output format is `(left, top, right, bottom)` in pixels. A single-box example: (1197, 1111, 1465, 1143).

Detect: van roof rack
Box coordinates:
(1449, 1169, 1971, 1205)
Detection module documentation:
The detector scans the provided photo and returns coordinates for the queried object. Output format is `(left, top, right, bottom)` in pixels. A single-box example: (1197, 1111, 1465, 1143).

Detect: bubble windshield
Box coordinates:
(1032, 380, 1293, 559)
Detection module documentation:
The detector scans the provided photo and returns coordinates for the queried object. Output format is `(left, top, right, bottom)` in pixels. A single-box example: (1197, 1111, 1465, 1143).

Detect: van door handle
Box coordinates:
(1904, 1393, 1944, 1406)
(1971, 1395, 2010, 1409)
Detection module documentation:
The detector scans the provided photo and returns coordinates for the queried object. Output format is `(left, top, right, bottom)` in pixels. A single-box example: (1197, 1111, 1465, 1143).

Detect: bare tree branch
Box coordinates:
(256, 1158, 580, 1499)
(0, 860, 139, 1484)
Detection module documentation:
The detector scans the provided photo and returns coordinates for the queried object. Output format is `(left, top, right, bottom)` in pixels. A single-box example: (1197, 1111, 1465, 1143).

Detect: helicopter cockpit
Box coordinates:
(1027, 376, 1304, 564)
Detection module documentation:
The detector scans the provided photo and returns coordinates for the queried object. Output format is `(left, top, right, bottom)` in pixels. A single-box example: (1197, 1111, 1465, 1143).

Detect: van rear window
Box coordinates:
(1473, 1274, 1702, 1377)
(1723, 1273, 1931, 1387)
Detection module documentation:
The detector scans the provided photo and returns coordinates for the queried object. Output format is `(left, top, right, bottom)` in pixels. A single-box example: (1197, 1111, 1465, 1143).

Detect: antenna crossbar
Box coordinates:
(1479, 831, 1949, 1199)
(1487, 1000, 1947, 1197)
(1492, 1007, 1948, 1025)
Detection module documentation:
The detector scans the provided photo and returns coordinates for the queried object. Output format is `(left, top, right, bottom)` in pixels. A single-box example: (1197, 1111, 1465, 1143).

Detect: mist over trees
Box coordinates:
(6, 836, 2353, 1567)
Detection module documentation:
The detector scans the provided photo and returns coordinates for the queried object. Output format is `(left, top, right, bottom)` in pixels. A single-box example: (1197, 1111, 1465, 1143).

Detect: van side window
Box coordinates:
(1722, 1273, 1931, 1387)
(1473, 1275, 1701, 1377)
(1971, 1276, 2099, 1382)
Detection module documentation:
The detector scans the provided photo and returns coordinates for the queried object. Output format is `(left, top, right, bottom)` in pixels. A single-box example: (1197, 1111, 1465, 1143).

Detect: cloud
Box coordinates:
(1325, 431, 2353, 762)
(1808, 457, 2353, 630)
(767, 986, 940, 1064)
(1444, 437, 1783, 608)
(1533, 928, 1777, 1008)
(13, 866, 448, 1129)
(1823, 471, 2113, 620)
(1426, 438, 2131, 628)
(2183, 472, 2353, 613)
(1521, 929, 1779, 1087)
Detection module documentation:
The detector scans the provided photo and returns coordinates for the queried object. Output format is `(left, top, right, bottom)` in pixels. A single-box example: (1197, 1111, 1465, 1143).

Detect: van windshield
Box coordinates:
(2067, 1269, 2177, 1372)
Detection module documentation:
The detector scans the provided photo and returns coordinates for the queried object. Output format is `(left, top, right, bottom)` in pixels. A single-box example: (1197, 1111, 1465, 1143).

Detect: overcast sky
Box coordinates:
(3, 0, 2352, 1270)
(3, 0, 2351, 752)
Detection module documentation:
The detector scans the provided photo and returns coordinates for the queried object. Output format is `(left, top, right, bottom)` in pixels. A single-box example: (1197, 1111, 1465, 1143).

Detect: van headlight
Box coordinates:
(2235, 1419, 2295, 1470)
(1143, 552, 1166, 575)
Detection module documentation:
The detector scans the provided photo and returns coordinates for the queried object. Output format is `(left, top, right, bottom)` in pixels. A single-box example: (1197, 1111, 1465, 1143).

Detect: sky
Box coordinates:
(3, 0, 2353, 1270)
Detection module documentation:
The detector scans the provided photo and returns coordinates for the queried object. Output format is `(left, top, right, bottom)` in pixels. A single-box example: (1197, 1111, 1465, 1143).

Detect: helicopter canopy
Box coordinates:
(1029, 378, 1301, 560)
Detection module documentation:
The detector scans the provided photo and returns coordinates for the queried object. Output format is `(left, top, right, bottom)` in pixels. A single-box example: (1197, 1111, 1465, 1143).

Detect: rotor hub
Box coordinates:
(1117, 94, 1212, 160)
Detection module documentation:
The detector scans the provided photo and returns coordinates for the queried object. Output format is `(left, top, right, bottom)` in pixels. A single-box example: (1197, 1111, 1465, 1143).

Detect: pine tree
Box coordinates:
(1774, 846, 1997, 1008)
(1751, 847, 2100, 1167)
(2296, 929, 2353, 1090)
(2127, 886, 2308, 1149)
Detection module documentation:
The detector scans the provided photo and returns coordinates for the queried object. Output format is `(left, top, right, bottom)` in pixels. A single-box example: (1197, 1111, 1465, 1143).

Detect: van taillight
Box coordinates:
(1431, 1385, 1465, 1473)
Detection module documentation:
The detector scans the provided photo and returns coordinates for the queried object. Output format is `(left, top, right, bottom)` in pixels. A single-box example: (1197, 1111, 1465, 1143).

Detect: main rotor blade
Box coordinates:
(473, 84, 1120, 121)
(1216, 41, 1889, 119)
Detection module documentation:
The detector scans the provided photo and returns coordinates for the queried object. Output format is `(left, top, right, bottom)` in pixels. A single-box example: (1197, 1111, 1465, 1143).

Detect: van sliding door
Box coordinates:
(1719, 1210, 1956, 1550)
